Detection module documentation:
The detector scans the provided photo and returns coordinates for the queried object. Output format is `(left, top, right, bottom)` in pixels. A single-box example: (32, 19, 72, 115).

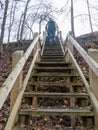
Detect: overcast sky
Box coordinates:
(33, 0, 98, 38)
(49, 0, 98, 37)
(1, 0, 98, 42)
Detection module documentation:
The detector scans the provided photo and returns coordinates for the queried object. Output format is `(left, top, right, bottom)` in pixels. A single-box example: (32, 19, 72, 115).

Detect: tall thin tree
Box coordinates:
(87, 0, 93, 33)
(19, 0, 31, 42)
(7, 1, 17, 44)
(0, 0, 9, 52)
(71, 0, 75, 37)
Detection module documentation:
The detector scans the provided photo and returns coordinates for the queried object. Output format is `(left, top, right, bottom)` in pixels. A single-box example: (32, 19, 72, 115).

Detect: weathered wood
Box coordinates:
(41, 31, 46, 56)
(28, 82, 83, 87)
(32, 72, 78, 77)
(0, 35, 39, 110)
(35, 61, 71, 65)
(19, 108, 94, 116)
(67, 48, 98, 115)
(66, 40, 73, 62)
(5, 49, 40, 130)
(24, 92, 88, 98)
(41, 55, 65, 59)
(34, 66, 74, 70)
(82, 117, 94, 127)
(68, 34, 98, 78)
(10, 51, 23, 112)
(88, 49, 98, 128)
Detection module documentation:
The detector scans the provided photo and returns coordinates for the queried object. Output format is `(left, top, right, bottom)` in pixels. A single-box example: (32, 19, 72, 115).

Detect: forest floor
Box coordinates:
(0, 40, 98, 130)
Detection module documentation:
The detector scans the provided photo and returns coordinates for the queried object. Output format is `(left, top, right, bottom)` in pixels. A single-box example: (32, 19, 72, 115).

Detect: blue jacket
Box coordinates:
(46, 19, 56, 36)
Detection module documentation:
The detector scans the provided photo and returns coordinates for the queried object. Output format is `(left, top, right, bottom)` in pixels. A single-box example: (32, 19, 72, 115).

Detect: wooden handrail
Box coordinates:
(68, 34, 98, 78)
(68, 48, 98, 115)
(0, 35, 39, 110)
(5, 49, 40, 130)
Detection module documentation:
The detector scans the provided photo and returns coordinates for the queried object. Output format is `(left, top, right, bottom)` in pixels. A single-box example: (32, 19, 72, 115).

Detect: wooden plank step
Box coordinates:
(43, 51, 63, 53)
(32, 72, 78, 77)
(41, 59, 65, 62)
(35, 61, 71, 65)
(34, 66, 74, 70)
(43, 52, 63, 55)
(35, 62, 72, 67)
(42, 54, 63, 56)
(44, 45, 61, 48)
(44, 49, 62, 52)
(44, 46, 61, 48)
(19, 108, 94, 116)
(44, 47, 61, 49)
(43, 52, 63, 54)
(41, 56, 65, 59)
(28, 82, 83, 87)
(24, 92, 88, 98)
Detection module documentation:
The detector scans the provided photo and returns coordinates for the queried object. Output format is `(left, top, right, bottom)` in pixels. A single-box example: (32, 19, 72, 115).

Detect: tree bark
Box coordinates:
(7, 1, 17, 44)
(71, 0, 75, 37)
(19, 0, 31, 42)
(0, 0, 9, 52)
(16, 13, 23, 43)
(87, 0, 93, 33)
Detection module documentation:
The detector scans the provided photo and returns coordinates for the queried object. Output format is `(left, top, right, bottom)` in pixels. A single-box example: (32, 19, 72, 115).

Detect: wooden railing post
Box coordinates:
(66, 40, 73, 62)
(66, 40, 75, 126)
(88, 48, 98, 128)
(10, 51, 24, 112)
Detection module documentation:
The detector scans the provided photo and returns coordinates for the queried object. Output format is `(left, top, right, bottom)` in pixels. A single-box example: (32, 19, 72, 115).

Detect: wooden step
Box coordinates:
(28, 82, 83, 87)
(32, 72, 78, 77)
(44, 45, 61, 48)
(35, 61, 71, 65)
(24, 92, 88, 98)
(34, 66, 74, 71)
(41, 59, 65, 62)
(35, 61, 72, 67)
(43, 50, 63, 54)
(41, 55, 65, 59)
(19, 108, 94, 116)
(42, 54, 63, 56)
(44, 47, 62, 50)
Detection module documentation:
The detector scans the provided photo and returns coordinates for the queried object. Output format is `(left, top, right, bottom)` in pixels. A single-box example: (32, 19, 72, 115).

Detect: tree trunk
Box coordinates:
(7, 1, 17, 45)
(0, 0, 9, 52)
(87, 0, 93, 33)
(17, 13, 23, 42)
(71, 0, 75, 37)
(19, 0, 31, 42)
(39, 21, 41, 34)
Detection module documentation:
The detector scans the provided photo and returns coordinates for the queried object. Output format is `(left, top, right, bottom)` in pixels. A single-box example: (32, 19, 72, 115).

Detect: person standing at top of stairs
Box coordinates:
(45, 18, 57, 45)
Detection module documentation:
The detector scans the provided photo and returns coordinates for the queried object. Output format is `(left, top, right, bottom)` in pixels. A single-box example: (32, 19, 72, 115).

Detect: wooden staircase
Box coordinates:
(15, 38, 94, 129)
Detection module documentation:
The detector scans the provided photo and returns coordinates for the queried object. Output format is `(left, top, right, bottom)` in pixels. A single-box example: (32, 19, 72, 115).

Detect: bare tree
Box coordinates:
(0, 1, 3, 9)
(71, 0, 75, 37)
(17, 13, 23, 42)
(0, 0, 9, 52)
(19, 0, 31, 42)
(87, 0, 93, 33)
(7, 1, 17, 44)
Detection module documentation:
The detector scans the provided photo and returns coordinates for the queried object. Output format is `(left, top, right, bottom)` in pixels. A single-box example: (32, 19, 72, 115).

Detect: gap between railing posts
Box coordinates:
(41, 31, 47, 56)
(88, 49, 98, 128)
(58, 31, 65, 56)
(67, 34, 98, 78)
(10, 51, 24, 112)
(5, 49, 40, 130)
(0, 34, 40, 110)
(64, 34, 74, 62)
(66, 34, 98, 128)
